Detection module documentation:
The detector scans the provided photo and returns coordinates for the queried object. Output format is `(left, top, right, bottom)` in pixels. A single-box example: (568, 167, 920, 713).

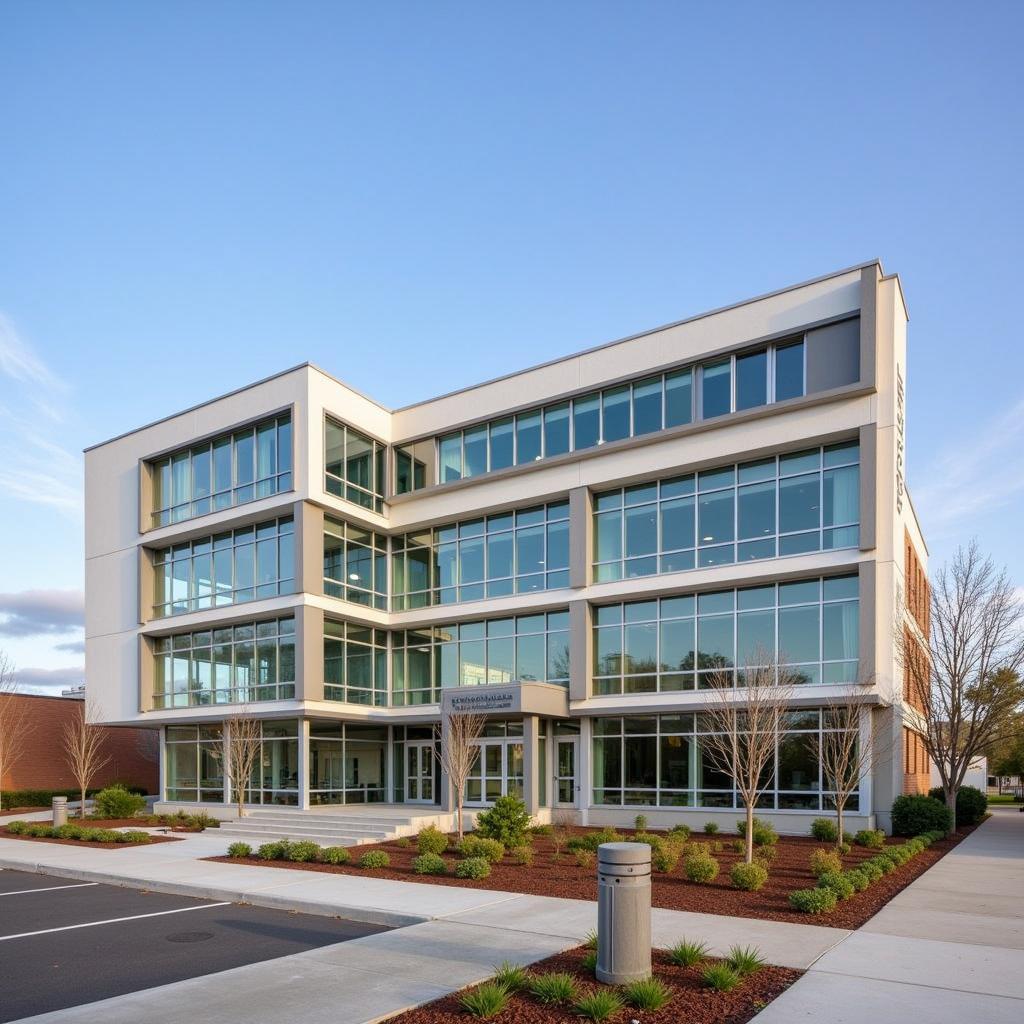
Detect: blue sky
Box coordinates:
(2, 1, 1022, 691)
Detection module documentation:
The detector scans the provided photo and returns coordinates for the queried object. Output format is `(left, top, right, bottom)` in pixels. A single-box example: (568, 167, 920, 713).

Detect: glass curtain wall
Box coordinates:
(324, 417, 386, 512)
(323, 621, 389, 705)
(593, 441, 859, 581)
(309, 722, 389, 804)
(164, 725, 224, 802)
(466, 721, 524, 804)
(246, 719, 299, 805)
(323, 518, 388, 609)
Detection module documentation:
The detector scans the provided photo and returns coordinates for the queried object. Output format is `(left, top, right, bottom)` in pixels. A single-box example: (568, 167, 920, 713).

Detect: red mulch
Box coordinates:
(389, 945, 800, 1024)
(206, 823, 976, 929)
(0, 827, 180, 849)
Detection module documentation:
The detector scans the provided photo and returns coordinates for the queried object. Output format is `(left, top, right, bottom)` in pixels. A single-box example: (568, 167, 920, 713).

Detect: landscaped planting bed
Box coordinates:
(382, 942, 800, 1024)
(0, 821, 179, 848)
(209, 816, 976, 929)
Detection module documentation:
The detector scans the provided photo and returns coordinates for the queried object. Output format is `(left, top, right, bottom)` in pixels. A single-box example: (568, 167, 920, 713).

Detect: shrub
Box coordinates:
(632, 830, 664, 851)
(754, 844, 777, 865)
(416, 825, 448, 856)
(510, 845, 534, 866)
(360, 850, 390, 869)
(859, 860, 884, 883)
(666, 939, 709, 967)
(320, 846, 351, 865)
(286, 840, 321, 862)
(529, 972, 577, 1005)
(530, 823, 553, 837)
(623, 976, 672, 1010)
(869, 854, 896, 875)
(846, 868, 871, 892)
(55, 824, 84, 839)
(633, 813, 648, 831)
(669, 823, 692, 840)
(810, 848, 843, 878)
(395, 836, 411, 849)
(855, 828, 885, 849)
(227, 841, 252, 858)
(915, 833, 933, 848)
(94, 785, 147, 819)
(702, 964, 741, 992)
(410, 852, 446, 874)
(736, 816, 778, 846)
(458, 836, 505, 863)
(574, 848, 596, 868)
(5, 820, 28, 834)
(732, 838, 745, 854)
(574, 989, 624, 1022)
(929, 784, 988, 826)
(712, 840, 724, 853)
(0, 785, 143, 811)
(684, 851, 719, 882)
(460, 982, 509, 1019)
(730, 861, 768, 891)
(491, 961, 528, 992)
(703, 821, 719, 835)
(567, 828, 622, 853)
(816, 870, 854, 901)
(838, 841, 852, 855)
(257, 840, 288, 860)
(925, 829, 945, 842)
(726, 944, 765, 976)
(904, 837, 925, 855)
(455, 856, 491, 879)
(789, 887, 838, 914)
(810, 817, 838, 842)
(652, 845, 680, 873)
(474, 795, 531, 847)
(123, 830, 149, 844)
(581, 949, 598, 973)
(891, 794, 952, 837)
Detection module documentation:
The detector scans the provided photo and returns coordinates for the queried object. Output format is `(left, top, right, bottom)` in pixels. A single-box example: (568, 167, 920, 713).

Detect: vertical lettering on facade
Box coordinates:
(895, 364, 905, 514)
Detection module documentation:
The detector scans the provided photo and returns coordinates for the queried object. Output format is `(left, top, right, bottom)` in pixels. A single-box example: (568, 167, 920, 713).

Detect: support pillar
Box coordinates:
(298, 718, 311, 809)
(522, 715, 540, 815)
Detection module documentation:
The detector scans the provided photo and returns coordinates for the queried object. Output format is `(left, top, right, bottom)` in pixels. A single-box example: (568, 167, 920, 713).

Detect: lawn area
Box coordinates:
(986, 794, 1021, 804)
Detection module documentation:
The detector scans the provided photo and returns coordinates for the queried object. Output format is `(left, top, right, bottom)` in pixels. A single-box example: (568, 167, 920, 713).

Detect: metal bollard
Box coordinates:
(52, 796, 68, 828)
(596, 842, 652, 984)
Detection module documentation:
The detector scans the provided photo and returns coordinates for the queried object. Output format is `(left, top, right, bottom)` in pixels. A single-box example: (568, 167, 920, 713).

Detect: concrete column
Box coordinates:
(137, 457, 153, 535)
(158, 726, 167, 801)
(295, 500, 324, 597)
(859, 424, 877, 552)
(569, 486, 593, 589)
(222, 721, 233, 809)
(439, 713, 454, 812)
(569, 600, 592, 703)
(859, 263, 880, 390)
(522, 715, 540, 815)
(295, 603, 325, 702)
(298, 718, 311, 809)
(138, 635, 155, 713)
(137, 546, 154, 626)
(858, 560, 877, 685)
(578, 716, 592, 825)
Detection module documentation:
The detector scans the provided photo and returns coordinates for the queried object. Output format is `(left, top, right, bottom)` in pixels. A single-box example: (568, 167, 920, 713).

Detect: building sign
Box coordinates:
(446, 689, 518, 713)
(895, 363, 905, 514)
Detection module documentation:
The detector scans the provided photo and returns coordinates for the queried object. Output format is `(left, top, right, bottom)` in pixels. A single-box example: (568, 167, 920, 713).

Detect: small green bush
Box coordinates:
(860, 860, 884, 882)
(730, 861, 768, 891)
(684, 851, 719, 882)
(359, 850, 390, 869)
(395, 836, 411, 849)
(652, 845, 680, 873)
(490, 961, 528, 992)
(473, 795, 531, 847)
(789, 887, 838, 914)
(416, 824, 448, 856)
(529, 972, 577, 1005)
(891, 795, 952, 836)
(623, 976, 672, 1010)
(810, 817, 839, 842)
(736, 816, 778, 846)
(256, 840, 288, 861)
(702, 964, 741, 992)
(567, 827, 622, 853)
(855, 828, 885, 849)
(703, 821, 719, 835)
(929, 784, 988, 826)
(816, 870, 854, 901)
(754, 844, 777, 865)
(4, 821, 28, 834)
(838, 841, 852, 855)
(574, 989, 624, 1022)
(94, 785, 147, 819)
(666, 938, 709, 967)
(455, 856, 491, 879)
(460, 982, 509, 1019)
(726, 944, 765, 976)
(125, 829, 150, 844)
(227, 841, 252, 858)
(286, 840, 321, 862)
(530, 823, 553, 837)
(458, 836, 505, 862)
(915, 833, 933, 848)
(411, 852, 447, 875)
(510, 845, 534, 866)
(869, 854, 896, 875)
(574, 848, 596, 868)
(633, 813, 648, 831)
(320, 846, 351, 865)
(632, 830, 664, 851)
(810, 848, 843, 878)
(669, 823, 692, 840)
(845, 868, 871, 892)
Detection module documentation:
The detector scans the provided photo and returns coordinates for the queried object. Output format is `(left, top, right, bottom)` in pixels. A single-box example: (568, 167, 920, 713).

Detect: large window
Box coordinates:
(391, 611, 571, 706)
(324, 416, 386, 513)
(323, 621, 388, 706)
(247, 719, 299, 805)
(593, 441, 859, 581)
(150, 413, 292, 528)
(153, 516, 294, 618)
(164, 725, 223, 802)
(391, 501, 570, 610)
(310, 722, 389, 805)
(593, 575, 859, 695)
(592, 708, 859, 810)
(153, 616, 296, 709)
(323, 518, 388, 610)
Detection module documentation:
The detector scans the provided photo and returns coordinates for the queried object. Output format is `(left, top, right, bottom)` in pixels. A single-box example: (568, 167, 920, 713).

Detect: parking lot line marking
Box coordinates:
(0, 883, 100, 897)
(0, 901, 232, 942)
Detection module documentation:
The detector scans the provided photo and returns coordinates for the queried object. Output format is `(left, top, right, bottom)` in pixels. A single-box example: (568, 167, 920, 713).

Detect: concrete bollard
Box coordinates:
(596, 842, 652, 984)
(52, 796, 68, 828)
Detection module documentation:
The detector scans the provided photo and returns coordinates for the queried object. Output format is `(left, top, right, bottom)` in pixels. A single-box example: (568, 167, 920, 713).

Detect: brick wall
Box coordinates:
(1, 694, 159, 794)
(903, 727, 931, 795)
(904, 529, 930, 637)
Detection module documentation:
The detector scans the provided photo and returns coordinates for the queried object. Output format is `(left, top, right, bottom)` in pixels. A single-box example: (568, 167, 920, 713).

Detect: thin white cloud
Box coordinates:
(0, 589, 84, 638)
(0, 409, 82, 518)
(0, 313, 65, 390)
(55, 639, 86, 655)
(12, 664, 84, 694)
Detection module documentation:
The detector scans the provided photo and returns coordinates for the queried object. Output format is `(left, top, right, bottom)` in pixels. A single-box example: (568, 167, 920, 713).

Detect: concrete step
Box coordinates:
(243, 813, 420, 828)
(217, 824, 372, 847)
(219, 820, 392, 838)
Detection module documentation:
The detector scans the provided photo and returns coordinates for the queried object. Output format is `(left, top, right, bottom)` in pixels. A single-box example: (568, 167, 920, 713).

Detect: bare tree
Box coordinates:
(898, 543, 1024, 830)
(701, 653, 795, 864)
(62, 699, 111, 819)
(214, 714, 262, 819)
(0, 655, 34, 811)
(434, 711, 486, 839)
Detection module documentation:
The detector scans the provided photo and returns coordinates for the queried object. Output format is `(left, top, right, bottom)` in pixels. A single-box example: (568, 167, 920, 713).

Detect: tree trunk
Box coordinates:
(80, 785, 87, 820)
(944, 785, 957, 833)
(836, 801, 845, 850)
(745, 803, 754, 864)
(456, 794, 464, 839)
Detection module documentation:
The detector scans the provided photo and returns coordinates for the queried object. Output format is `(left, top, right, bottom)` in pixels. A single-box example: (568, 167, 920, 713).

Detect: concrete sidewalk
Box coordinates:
(754, 807, 1024, 1024)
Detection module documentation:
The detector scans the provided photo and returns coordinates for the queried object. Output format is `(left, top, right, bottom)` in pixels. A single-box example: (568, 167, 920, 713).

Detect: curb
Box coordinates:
(0, 857, 431, 929)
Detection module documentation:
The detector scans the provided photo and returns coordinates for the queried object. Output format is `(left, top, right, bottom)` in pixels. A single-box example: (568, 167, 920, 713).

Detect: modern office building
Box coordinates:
(84, 261, 929, 834)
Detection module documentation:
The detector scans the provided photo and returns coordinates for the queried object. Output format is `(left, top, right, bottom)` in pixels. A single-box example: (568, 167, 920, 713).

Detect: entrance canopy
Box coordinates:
(440, 680, 569, 719)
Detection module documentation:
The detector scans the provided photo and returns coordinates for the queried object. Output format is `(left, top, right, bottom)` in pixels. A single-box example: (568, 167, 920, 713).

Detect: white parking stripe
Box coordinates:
(0, 883, 100, 897)
(0, 901, 232, 941)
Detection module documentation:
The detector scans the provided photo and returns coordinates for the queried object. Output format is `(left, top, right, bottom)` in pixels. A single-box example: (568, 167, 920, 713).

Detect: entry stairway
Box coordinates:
(215, 806, 454, 848)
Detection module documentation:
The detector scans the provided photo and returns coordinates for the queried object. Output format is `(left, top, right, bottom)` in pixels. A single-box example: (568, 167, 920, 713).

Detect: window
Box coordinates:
(153, 617, 295, 709)
(775, 341, 804, 401)
(391, 611, 570, 706)
(593, 575, 859, 694)
(701, 361, 731, 418)
(392, 501, 570, 609)
(323, 621, 388, 706)
(592, 708, 859, 810)
(164, 725, 223, 802)
(310, 722, 389, 804)
(325, 417, 386, 512)
(150, 413, 291, 528)
(249, 719, 300, 805)
(735, 350, 767, 411)
(593, 441, 859, 581)
(152, 517, 294, 618)
(393, 439, 435, 494)
(323, 518, 388, 610)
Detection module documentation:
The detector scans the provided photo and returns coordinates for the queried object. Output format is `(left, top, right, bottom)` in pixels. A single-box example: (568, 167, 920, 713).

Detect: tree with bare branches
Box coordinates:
(701, 653, 795, 864)
(62, 699, 111, 819)
(0, 654, 34, 811)
(434, 711, 486, 839)
(898, 543, 1024, 830)
(214, 714, 262, 819)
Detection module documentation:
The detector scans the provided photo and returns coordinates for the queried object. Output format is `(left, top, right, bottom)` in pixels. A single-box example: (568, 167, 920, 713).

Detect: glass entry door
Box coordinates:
(554, 737, 579, 808)
(406, 741, 435, 803)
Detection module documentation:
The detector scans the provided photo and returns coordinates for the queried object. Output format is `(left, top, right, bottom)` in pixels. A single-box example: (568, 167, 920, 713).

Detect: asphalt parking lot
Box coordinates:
(0, 868, 389, 1022)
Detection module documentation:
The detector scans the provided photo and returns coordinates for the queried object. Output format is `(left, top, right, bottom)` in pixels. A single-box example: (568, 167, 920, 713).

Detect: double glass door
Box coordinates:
(406, 741, 435, 803)
(466, 740, 524, 805)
